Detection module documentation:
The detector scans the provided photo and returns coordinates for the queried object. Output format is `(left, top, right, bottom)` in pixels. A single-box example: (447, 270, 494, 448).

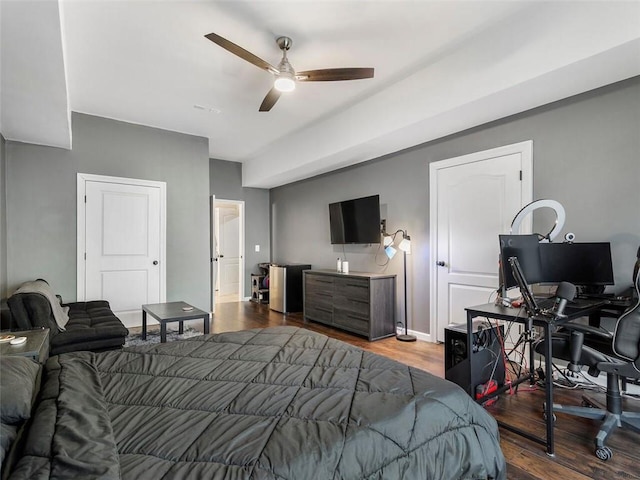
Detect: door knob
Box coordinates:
(436, 261, 446, 267)
(153, 260, 159, 265)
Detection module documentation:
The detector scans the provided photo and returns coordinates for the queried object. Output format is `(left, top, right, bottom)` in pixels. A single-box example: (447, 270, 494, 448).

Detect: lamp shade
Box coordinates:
(398, 235, 411, 253)
(385, 245, 397, 259)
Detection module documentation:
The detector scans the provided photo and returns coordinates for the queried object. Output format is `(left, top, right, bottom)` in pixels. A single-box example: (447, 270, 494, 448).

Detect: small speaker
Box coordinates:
(445, 321, 505, 396)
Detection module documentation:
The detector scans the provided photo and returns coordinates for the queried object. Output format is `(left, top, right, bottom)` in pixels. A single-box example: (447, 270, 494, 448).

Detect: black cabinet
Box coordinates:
(444, 322, 505, 396)
(303, 270, 396, 341)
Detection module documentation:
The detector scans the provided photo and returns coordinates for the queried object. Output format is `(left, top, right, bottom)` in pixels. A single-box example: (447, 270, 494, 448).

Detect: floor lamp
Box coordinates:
(384, 229, 417, 342)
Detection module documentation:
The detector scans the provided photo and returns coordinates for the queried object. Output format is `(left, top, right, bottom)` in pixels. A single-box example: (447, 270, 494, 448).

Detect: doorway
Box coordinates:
(429, 141, 533, 342)
(211, 197, 245, 310)
(77, 173, 166, 327)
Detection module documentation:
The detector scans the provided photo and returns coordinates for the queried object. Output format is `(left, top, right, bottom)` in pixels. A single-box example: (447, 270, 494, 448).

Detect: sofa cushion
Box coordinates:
(50, 301, 128, 355)
(7, 286, 129, 356)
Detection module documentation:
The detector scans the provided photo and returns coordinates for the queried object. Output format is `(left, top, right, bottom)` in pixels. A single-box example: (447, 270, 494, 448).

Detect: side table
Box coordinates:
(142, 302, 210, 343)
(0, 328, 50, 363)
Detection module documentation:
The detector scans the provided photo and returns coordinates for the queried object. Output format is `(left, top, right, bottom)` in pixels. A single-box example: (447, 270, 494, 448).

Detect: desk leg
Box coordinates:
(204, 314, 210, 335)
(179, 321, 184, 335)
(142, 311, 147, 340)
(161, 322, 167, 343)
(466, 310, 475, 397)
(544, 322, 555, 456)
(529, 323, 536, 387)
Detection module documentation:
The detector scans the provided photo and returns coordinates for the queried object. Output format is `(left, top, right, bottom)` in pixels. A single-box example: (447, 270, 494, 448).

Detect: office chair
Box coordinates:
(535, 269, 640, 460)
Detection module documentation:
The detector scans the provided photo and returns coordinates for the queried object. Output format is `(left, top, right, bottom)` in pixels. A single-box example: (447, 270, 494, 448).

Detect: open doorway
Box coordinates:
(211, 197, 245, 311)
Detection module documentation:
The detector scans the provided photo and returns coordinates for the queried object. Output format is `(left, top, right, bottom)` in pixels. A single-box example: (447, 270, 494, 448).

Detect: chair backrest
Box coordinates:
(613, 269, 640, 364)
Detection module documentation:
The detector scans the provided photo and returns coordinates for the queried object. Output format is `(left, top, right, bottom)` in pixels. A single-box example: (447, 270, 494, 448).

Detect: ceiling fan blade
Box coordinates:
(259, 88, 281, 112)
(205, 32, 279, 74)
(296, 68, 374, 82)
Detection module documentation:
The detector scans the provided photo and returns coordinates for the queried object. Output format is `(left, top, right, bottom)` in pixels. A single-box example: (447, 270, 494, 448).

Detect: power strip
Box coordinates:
(558, 369, 640, 396)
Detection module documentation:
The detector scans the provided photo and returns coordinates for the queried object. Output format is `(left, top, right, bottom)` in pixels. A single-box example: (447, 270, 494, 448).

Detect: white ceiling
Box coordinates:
(2, 1, 639, 188)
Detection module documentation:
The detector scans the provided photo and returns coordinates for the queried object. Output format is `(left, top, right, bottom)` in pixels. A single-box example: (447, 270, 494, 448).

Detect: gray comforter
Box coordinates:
(9, 326, 506, 479)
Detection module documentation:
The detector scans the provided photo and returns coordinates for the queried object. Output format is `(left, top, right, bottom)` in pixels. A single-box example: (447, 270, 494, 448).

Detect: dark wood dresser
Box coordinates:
(303, 270, 396, 341)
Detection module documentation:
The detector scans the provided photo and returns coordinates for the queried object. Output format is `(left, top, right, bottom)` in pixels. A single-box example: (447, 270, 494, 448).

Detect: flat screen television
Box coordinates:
(329, 195, 381, 244)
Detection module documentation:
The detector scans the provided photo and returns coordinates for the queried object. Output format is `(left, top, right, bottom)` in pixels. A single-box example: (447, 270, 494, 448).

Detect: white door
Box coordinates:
(210, 196, 218, 311)
(78, 174, 166, 324)
(212, 200, 244, 304)
(430, 142, 532, 342)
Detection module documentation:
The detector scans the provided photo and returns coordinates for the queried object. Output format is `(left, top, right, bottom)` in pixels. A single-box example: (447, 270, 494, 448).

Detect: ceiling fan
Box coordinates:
(204, 32, 375, 112)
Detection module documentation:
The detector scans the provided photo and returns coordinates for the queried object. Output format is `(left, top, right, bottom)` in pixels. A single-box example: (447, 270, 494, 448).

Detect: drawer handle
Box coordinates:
(317, 292, 332, 297)
(346, 283, 367, 288)
(347, 314, 367, 321)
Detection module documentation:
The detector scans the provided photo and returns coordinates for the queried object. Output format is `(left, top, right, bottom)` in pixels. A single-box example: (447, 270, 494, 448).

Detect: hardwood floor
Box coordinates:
(141, 301, 640, 480)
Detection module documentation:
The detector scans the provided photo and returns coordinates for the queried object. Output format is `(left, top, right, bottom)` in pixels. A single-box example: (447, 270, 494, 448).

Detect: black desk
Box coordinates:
(465, 301, 604, 456)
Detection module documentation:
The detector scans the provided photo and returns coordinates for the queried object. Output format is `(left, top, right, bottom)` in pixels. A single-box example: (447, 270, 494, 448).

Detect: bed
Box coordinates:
(4, 326, 506, 479)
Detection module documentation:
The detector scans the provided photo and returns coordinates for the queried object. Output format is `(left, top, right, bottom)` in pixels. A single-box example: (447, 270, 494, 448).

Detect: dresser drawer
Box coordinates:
(305, 304, 333, 324)
(335, 277, 369, 301)
(334, 294, 370, 317)
(305, 273, 335, 294)
(305, 290, 334, 309)
(334, 309, 369, 335)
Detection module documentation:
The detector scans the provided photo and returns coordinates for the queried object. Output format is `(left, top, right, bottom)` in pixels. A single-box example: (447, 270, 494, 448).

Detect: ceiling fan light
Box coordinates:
(274, 74, 296, 92)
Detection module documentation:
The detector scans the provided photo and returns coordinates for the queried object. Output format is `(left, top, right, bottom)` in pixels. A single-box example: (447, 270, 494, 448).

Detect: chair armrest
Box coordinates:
(560, 321, 613, 341)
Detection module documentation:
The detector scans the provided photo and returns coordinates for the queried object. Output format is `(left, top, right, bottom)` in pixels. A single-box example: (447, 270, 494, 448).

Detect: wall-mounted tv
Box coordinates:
(329, 194, 381, 244)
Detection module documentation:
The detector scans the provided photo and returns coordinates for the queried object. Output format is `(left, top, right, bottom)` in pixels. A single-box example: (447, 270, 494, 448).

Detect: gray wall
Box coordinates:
(271, 77, 640, 335)
(0, 134, 6, 298)
(210, 158, 270, 297)
(5, 113, 211, 310)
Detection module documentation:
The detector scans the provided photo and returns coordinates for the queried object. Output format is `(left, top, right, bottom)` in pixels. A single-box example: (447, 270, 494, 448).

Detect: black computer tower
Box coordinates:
(445, 321, 505, 396)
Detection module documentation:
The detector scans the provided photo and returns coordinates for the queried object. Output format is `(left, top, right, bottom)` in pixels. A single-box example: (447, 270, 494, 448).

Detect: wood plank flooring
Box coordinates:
(139, 301, 640, 480)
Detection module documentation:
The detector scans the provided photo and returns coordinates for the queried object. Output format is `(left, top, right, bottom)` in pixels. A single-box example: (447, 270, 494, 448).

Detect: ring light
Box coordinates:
(510, 199, 565, 242)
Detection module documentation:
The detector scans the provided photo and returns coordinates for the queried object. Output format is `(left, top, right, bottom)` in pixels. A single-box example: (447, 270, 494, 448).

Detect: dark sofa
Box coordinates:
(7, 287, 128, 356)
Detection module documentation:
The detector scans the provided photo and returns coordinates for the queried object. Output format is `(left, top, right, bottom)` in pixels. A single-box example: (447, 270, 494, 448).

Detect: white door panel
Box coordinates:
(431, 142, 532, 342)
(213, 200, 244, 304)
(448, 284, 497, 326)
(83, 179, 162, 314)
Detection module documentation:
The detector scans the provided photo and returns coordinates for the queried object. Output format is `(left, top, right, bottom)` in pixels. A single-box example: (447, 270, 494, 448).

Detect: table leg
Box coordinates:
(142, 310, 147, 340)
(204, 313, 210, 335)
(179, 321, 184, 335)
(529, 322, 536, 387)
(544, 322, 555, 456)
(161, 322, 167, 343)
(466, 310, 474, 396)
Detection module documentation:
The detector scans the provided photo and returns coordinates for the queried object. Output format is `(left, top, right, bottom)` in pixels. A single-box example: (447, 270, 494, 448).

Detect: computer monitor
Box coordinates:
(498, 234, 543, 291)
(539, 242, 614, 288)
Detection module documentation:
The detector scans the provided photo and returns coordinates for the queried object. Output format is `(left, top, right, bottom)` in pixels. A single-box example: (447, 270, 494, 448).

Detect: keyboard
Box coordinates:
(535, 297, 557, 311)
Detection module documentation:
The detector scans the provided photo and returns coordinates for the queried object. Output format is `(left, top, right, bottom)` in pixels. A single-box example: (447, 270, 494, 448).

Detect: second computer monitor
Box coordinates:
(539, 242, 614, 287)
(499, 234, 544, 290)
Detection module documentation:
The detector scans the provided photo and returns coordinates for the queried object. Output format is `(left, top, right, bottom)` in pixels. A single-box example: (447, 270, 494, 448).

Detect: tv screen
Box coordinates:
(329, 195, 381, 244)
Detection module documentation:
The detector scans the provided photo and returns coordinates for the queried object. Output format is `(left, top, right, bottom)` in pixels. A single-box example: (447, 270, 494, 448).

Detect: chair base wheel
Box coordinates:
(595, 446, 612, 461)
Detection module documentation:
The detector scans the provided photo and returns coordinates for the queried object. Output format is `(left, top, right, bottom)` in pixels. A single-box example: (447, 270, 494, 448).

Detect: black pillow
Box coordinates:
(0, 356, 40, 425)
